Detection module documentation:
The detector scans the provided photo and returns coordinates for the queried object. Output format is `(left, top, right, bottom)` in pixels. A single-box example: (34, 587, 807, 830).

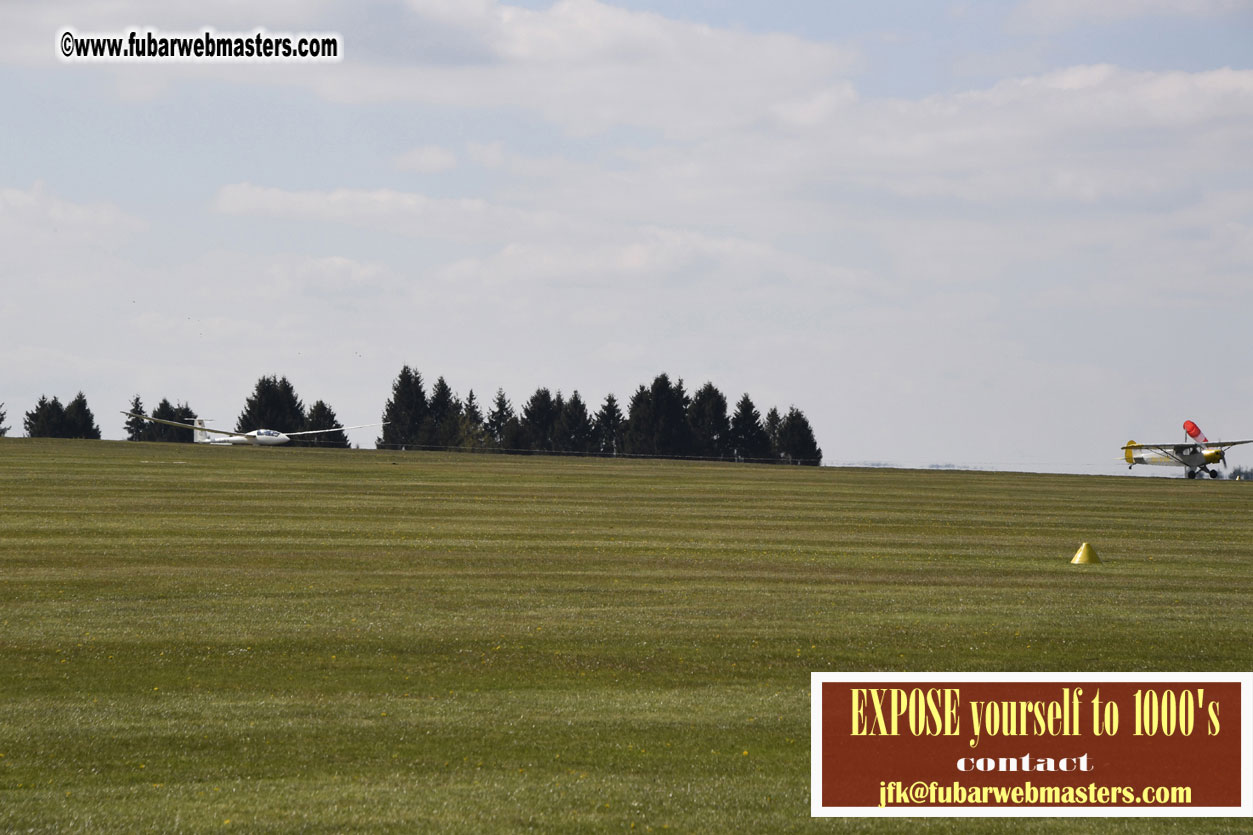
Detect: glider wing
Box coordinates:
(121, 411, 246, 438)
(283, 422, 387, 437)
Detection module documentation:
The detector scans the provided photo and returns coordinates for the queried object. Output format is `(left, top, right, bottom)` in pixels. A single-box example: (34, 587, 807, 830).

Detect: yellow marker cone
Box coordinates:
(1070, 542, 1100, 564)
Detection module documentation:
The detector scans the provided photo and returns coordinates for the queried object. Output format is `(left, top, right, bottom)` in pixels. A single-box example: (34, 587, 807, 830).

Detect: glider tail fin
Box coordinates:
(193, 419, 209, 444)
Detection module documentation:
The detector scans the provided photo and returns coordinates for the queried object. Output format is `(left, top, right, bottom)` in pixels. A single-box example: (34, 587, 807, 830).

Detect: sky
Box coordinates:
(2, 0, 1252, 473)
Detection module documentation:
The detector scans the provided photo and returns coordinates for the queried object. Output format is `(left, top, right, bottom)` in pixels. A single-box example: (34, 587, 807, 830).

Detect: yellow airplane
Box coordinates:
(1123, 420, 1253, 478)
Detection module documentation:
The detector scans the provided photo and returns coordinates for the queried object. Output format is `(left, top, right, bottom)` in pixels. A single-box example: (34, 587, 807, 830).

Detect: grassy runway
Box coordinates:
(1, 439, 1250, 832)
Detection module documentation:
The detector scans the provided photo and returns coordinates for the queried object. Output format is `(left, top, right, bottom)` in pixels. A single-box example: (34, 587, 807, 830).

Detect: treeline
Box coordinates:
(16, 393, 101, 439)
(124, 397, 198, 443)
(378, 367, 822, 464)
(11, 369, 824, 464)
(123, 376, 351, 447)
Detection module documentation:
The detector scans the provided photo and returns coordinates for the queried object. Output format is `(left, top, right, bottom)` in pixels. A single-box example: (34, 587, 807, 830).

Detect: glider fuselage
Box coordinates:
(201, 428, 291, 445)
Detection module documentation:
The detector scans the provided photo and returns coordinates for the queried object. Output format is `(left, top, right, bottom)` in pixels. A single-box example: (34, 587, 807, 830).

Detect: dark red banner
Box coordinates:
(811, 673, 1251, 816)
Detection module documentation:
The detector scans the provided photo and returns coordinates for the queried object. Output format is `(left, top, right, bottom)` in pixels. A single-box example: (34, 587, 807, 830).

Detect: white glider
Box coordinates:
(123, 411, 383, 446)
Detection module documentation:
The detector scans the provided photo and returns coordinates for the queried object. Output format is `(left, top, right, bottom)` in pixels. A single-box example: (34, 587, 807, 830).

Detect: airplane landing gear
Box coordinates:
(1186, 470, 1196, 479)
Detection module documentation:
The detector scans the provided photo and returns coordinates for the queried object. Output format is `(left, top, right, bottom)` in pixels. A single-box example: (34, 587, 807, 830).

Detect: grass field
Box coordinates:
(1, 438, 1250, 832)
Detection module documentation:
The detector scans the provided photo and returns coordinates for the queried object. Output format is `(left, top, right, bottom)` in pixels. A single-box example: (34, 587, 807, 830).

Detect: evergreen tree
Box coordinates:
(152, 399, 197, 443)
(463, 390, 484, 428)
(441, 394, 465, 448)
(520, 387, 560, 452)
(592, 393, 624, 456)
(688, 382, 730, 459)
(623, 384, 653, 455)
(149, 399, 175, 442)
(150, 399, 177, 442)
(127, 396, 197, 442)
(500, 415, 527, 452)
(302, 401, 350, 448)
(378, 365, 428, 449)
(125, 396, 150, 441)
(172, 402, 198, 434)
(62, 392, 101, 439)
(764, 407, 783, 462)
(729, 394, 771, 462)
(551, 390, 565, 446)
(458, 390, 488, 450)
(485, 389, 515, 449)
(659, 376, 692, 456)
(777, 407, 822, 465)
(424, 376, 460, 448)
(24, 396, 65, 438)
(237, 376, 305, 434)
(0, 402, 7, 437)
(556, 391, 594, 454)
(625, 374, 691, 457)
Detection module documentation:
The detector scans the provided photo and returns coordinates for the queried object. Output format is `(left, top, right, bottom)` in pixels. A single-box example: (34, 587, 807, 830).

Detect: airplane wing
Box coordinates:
(1210, 439, 1253, 450)
(284, 422, 387, 437)
(121, 411, 246, 438)
(1122, 440, 1253, 452)
(1122, 442, 1188, 453)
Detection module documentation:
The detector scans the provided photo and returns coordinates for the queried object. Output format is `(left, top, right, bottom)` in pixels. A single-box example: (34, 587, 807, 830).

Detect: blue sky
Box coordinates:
(3, 1, 1252, 471)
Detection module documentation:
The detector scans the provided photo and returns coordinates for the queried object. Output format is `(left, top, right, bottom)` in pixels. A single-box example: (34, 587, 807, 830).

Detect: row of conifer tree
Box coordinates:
(7, 367, 823, 465)
(377, 367, 822, 464)
(7, 394, 101, 441)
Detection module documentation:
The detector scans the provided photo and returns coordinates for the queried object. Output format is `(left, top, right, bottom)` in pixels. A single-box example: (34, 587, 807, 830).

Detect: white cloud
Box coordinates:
(211, 59, 1253, 303)
(665, 65, 1253, 213)
(394, 144, 457, 173)
(214, 182, 569, 243)
(1011, 0, 1253, 33)
(264, 254, 394, 298)
(0, 183, 147, 322)
(0, 182, 145, 251)
(431, 227, 869, 296)
(6, 0, 859, 140)
(302, 15, 855, 138)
